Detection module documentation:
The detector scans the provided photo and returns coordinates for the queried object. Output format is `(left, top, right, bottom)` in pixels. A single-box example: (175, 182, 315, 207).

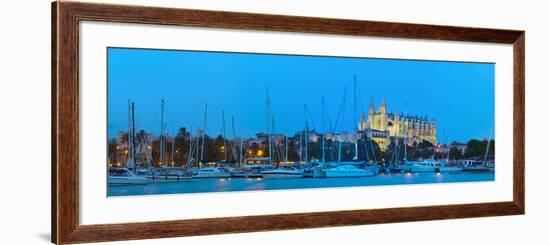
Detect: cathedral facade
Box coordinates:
(359, 98, 437, 151)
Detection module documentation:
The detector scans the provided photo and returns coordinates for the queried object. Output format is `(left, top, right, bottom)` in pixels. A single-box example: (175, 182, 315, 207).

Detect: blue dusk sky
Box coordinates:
(107, 47, 494, 143)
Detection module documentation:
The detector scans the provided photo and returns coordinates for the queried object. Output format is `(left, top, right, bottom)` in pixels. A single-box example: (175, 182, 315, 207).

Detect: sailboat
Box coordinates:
(146, 100, 191, 182)
(108, 168, 149, 185)
(322, 77, 379, 178)
(187, 103, 232, 178)
(261, 165, 304, 179)
(253, 87, 304, 179)
(108, 100, 149, 185)
(462, 125, 495, 172)
(401, 121, 461, 173)
(311, 98, 329, 178)
(402, 158, 462, 173)
(324, 164, 377, 178)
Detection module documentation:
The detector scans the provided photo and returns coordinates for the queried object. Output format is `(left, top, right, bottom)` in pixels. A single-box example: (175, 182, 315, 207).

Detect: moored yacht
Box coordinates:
(191, 167, 231, 178)
(312, 164, 328, 178)
(231, 164, 268, 178)
(261, 166, 304, 179)
(324, 164, 378, 178)
(402, 159, 462, 173)
(108, 168, 149, 185)
(148, 167, 192, 182)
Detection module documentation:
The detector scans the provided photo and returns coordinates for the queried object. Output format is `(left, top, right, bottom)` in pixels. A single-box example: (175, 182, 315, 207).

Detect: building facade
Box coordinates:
(359, 98, 437, 150)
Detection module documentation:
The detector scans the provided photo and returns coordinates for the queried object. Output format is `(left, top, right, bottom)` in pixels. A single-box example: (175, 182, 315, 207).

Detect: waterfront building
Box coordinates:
(449, 141, 467, 153)
(432, 144, 450, 155)
(362, 128, 390, 150)
(358, 98, 437, 150)
(255, 133, 286, 144)
(243, 157, 271, 164)
(324, 132, 356, 143)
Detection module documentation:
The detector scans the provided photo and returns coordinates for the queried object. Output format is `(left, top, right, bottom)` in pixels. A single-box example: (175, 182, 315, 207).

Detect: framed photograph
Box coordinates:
(52, 1, 525, 244)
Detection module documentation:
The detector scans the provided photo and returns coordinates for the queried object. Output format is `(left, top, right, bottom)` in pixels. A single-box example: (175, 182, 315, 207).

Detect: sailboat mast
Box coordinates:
(370, 137, 376, 162)
(195, 125, 199, 167)
(268, 130, 272, 164)
(393, 130, 399, 164)
(483, 123, 494, 166)
(159, 99, 165, 167)
(285, 134, 288, 162)
(147, 135, 153, 168)
(404, 118, 408, 162)
(321, 97, 326, 163)
(128, 100, 131, 166)
(299, 130, 303, 162)
(445, 130, 450, 161)
(353, 76, 358, 161)
(222, 110, 226, 161)
(272, 117, 276, 163)
(239, 138, 244, 167)
(231, 116, 236, 162)
(186, 126, 194, 168)
(127, 100, 135, 169)
(304, 104, 309, 163)
(266, 87, 272, 165)
(170, 134, 175, 166)
(200, 103, 208, 166)
(131, 102, 136, 167)
(284, 119, 289, 163)
(337, 134, 342, 163)
(338, 87, 347, 163)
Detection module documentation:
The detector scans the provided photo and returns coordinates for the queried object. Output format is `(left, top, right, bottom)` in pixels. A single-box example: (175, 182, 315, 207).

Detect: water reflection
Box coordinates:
(109, 172, 494, 197)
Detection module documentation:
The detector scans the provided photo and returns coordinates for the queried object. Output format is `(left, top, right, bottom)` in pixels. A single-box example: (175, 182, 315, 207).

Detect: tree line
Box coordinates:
(108, 127, 494, 167)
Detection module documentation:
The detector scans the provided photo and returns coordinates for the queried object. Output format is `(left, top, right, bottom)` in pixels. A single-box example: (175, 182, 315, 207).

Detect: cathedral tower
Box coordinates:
(361, 98, 437, 149)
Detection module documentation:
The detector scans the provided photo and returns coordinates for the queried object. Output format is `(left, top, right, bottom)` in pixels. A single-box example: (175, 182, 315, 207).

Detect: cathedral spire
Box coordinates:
(378, 96, 387, 114)
(369, 97, 374, 114)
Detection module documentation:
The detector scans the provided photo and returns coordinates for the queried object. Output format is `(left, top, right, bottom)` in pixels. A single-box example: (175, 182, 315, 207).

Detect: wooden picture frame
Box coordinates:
(52, 1, 525, 244)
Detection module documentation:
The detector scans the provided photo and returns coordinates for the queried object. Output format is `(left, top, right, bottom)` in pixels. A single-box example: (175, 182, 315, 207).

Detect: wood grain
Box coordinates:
(65, 202, 521, 244)
(51, 1, 58, 243)
(513, 33, 525, 213)
(52, 1, 525, 244)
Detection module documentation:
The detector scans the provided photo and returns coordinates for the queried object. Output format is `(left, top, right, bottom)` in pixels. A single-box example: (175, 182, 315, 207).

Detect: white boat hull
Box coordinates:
(323, 164, 378, 178)
(108, 176, 149, 185)
(313, 169, 326, 178)
(261, 166, 304, 179)
(403, 166, 463, 173)
(439, 167, 463, 172)
(191, 167, 232, 178)
(231, 171, 263, 178)
(403, 167, 435, 173)
(403, 160, 463, 173)
(147, 175, 192, 182)
(262, 173, 304, 179)
(324, 170, 376, 178)
(192, 173, 231, 178)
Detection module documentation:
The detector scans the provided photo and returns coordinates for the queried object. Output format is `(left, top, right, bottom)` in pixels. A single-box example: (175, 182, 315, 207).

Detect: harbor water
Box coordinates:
(108, 172, 494, 197)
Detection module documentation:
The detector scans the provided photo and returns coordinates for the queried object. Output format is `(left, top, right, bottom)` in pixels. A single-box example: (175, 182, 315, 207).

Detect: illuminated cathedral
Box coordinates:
(359, 98, 437, 151)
